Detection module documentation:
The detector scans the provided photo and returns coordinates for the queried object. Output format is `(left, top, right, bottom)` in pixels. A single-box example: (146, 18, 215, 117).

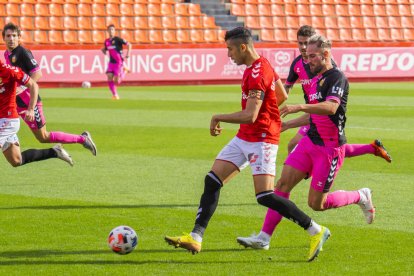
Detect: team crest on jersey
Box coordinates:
(319, 78, 325, 87)
(11, 56, 16, 63)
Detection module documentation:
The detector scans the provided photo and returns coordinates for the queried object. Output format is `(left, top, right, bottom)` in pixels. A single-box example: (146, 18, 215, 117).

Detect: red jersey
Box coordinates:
(0, 63, 30, 118)
(236, 56, 281, 144)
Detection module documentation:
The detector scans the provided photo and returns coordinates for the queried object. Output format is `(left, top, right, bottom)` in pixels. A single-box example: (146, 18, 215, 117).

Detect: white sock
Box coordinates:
(190, 232, 202, 243)
(306, 220, 322, 236)
(258, 231, 271, 242)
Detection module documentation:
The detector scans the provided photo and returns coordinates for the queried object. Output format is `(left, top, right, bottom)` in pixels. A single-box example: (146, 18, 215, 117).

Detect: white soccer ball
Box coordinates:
(108, 226, 138, 254)
(82, 81, 91, 88)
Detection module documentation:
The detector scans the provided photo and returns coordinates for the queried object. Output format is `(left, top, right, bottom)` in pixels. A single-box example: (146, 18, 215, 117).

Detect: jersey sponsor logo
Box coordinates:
(300, 78, 312, 85)
(271, 80, 275, 90)
(332, 86, 344, 97)
(308, 91, 322, 101)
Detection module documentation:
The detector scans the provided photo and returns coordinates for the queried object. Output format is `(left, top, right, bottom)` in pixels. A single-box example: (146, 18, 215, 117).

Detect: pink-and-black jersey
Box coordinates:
(307, 68, 349, 147)
(104, 36, 129, 64)
(4, 45, 42, 107)
(285, 55, 337, 96)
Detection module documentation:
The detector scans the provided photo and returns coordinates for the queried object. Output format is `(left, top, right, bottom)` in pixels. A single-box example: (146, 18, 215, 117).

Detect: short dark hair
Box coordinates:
(224, 27, 253, 45)
(107, 24, 115, 30)
(308, 34, 332, 50)
(2, 22, 21, 38)
(297, 25, 316, 38)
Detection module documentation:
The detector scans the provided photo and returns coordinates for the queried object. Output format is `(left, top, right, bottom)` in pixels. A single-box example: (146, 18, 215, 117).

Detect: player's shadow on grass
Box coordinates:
(0, 203, 257, 210)
(0, 249, 305, 265)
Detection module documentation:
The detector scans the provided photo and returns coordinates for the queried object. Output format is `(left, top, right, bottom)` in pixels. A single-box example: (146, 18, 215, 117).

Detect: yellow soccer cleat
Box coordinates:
(165, 233, 202, 255)
(308, 226, 331, 262)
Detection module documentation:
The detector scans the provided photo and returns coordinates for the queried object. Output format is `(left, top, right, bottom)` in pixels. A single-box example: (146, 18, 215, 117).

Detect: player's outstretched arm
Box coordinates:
(281, 114, 310, 132)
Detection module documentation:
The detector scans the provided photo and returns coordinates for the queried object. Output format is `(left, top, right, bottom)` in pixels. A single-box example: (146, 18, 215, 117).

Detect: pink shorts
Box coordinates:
(16, 89, 46, 130)
(297, 125, 310, 136)
(106, 62, 122, 77)
(285, 135, 345, 193)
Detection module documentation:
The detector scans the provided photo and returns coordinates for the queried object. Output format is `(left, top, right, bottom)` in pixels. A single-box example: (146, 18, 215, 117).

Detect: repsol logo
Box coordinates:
(340, 53, 414, 72)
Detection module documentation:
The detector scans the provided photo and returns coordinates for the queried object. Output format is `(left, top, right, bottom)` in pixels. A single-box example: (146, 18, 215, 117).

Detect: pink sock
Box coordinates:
(345, 144, 374, 157)
(50, 131, 85, 144)
(261, 189, 290, 236)
(323, 190, 360, 209)
(108, 81, 118, 97)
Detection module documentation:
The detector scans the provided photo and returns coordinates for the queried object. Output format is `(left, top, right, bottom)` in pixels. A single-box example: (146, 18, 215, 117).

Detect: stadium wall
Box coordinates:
(3, 45, 414, 86)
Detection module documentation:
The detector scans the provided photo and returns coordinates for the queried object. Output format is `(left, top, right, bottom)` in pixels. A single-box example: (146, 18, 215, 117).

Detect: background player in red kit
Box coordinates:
(0, 60, 73, 167)
(2, 23, 97, 157)
(165, 27, 331, 262)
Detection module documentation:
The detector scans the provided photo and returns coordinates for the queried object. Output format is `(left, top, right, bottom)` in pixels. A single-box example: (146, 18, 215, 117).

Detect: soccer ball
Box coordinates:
(82, 81, 91, 88)
(108, 226, 138, 254)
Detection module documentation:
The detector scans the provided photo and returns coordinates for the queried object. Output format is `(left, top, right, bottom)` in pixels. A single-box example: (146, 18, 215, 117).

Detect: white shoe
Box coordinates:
(358, 188, 375, 224)
(237, 233, 270, 250)
(81, 131, 97, 156)
(53, 144, 74, 166)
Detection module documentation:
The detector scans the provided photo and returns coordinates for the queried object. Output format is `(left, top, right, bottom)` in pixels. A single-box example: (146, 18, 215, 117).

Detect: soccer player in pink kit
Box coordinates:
(2, 23, 97, 157)
(284, 26, 391, 162)
(237, 35, 375, 252)
(165, 27, 331, 262)
(0, 60, 73, 167)
(101, 24, 132, 100)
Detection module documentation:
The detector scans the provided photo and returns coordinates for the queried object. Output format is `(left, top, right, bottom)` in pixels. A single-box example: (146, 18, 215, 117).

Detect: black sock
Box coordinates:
(256, 190, 312, 230)
(192, 171, 223, 237)
(21, 148, 57, 166)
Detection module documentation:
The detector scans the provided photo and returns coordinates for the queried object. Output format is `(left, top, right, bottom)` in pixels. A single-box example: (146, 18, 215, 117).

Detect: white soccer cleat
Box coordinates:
(236, 234, 270, 250)
(358, 188, 375, 224)
(53, 144, 74, 166)
(81, 131, 97, 156)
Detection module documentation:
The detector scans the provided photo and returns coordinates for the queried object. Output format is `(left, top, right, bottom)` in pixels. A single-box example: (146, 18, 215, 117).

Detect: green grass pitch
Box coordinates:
(0, 82, 413, 275)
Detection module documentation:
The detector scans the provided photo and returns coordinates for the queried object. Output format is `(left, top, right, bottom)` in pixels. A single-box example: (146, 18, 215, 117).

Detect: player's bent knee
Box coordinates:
(308, 200, 325, 211)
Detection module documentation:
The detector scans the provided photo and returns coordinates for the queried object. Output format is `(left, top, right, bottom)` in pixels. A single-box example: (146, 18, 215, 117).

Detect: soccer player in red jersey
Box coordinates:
(101, 24, 132, 100)
(0, 60, 73, 166)
(2, 23, 97, 157)
(165, 27, 330, 262)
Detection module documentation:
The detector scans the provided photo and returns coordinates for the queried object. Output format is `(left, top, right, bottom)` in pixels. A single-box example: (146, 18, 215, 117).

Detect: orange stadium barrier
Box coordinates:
(1, 1, 413, 47)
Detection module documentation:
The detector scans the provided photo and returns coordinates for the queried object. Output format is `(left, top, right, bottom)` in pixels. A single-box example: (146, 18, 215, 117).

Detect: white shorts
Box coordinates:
(216, 136, 278, 176)
(0, 118, 20, 152)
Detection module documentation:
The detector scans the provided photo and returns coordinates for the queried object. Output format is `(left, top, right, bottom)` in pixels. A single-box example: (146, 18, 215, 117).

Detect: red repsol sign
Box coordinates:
(1, 48, 412, 82)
